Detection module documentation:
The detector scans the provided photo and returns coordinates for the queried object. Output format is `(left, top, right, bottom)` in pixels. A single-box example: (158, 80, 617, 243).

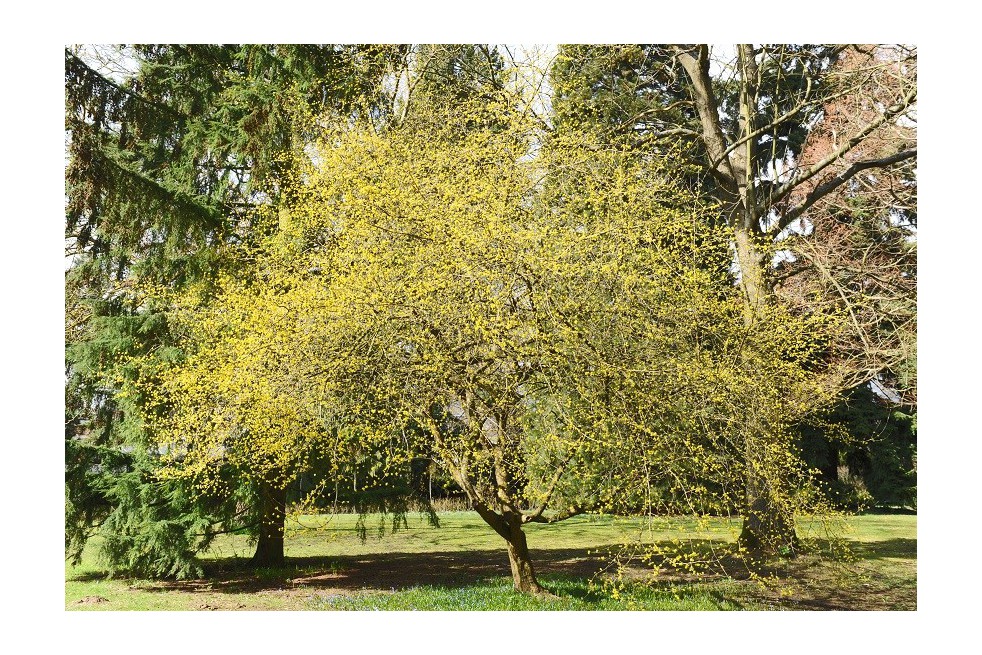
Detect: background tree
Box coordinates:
(550, 44, 916, 554)
(65, 44, 405, 574)
(398, 44, 506, 126)
(672, 43, 915, 553)
(798, 384, 916, 511)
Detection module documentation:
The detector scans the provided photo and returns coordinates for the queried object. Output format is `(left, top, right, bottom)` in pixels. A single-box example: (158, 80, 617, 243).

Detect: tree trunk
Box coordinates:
(734, 225, 800, 558)
(504, 518, 546, 595)
(432, 410, 549, 595)
(677, 44, 801, 557)
(466, 499, 548, 594)
(738, 469, 800, 557)
(819, 438, 840, 487)
(736, 414, 800, 558)
(250, 482, 286, 568)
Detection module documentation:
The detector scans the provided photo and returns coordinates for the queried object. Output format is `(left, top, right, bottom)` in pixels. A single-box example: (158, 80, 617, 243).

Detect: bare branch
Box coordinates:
(767, 86, 917, 211)
(777, 148, 916, 230)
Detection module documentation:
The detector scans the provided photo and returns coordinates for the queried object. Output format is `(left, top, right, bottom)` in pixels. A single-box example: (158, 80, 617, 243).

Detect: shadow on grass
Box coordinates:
(95, 531, 915, 611)
(69, 571, 113, 583)
(860, 507, 917, 515)
(136, 546, 612, 596)
(845, 538, 916, 561)
(133, 533, 917, 593)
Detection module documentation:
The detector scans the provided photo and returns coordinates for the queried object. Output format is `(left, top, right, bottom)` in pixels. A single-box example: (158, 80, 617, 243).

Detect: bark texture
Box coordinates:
(505, 516, 545, 595)
(250, 483, 286, 567)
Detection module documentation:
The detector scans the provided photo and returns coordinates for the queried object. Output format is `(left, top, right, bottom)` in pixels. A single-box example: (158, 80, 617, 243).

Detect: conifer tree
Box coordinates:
(65, 44, 404, 575)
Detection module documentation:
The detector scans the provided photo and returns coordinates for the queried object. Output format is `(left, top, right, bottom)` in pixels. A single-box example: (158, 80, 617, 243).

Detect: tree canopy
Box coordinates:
(137, 84, 839, 590)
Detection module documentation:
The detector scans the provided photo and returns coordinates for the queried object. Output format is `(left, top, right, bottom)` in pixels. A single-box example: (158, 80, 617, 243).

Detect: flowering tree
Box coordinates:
(146, 91, 784, 591)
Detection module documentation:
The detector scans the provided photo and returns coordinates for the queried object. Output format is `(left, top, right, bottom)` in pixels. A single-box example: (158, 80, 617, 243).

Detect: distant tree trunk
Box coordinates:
(674, 44, 800, 558)
(250, 482, 286, 567)
(819, 439, 840, 486)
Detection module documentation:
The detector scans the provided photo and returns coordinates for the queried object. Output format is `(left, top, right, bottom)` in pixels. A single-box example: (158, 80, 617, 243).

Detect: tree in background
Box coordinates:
(398, 45, 506, 124)
(673, 43, 915, 553)
(799, 384, 916, 510)
(550, 44, 916, 554)
(65, 44, 405, 574)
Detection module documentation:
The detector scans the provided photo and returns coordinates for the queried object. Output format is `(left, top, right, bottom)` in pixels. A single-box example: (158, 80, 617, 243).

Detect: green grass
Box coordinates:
(207, 511, 699, 557)
(66, 511, 916, 611)
(312, 577, 751, 611)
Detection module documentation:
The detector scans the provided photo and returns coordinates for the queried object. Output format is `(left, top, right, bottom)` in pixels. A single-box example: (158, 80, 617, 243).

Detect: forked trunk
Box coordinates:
(469, 500, 548, 595)
(250, 483, 286, 568)
(441, 412, 549, 595)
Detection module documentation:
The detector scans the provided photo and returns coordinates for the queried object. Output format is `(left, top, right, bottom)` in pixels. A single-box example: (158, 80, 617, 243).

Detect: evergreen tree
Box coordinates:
(397, 44, 509, 136)
(799, 384, 916, 510)
(65, 44, 405, 575)
(550, 45, 697, 150)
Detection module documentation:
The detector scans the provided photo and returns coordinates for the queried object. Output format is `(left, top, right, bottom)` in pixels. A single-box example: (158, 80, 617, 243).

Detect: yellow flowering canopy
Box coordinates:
(143, 97, 828, 533)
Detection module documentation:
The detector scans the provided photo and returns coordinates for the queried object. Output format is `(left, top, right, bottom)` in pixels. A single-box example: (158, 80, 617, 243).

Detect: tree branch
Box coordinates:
(709, 75, 813, 171)
(423, 413, 510, 539)
(672, 45, 738, 193)
(523, 506, 586, 524)
(776, 148, 917, 230)
(636, 126, 703, 142)
(521, 466, 567, 523)
(767, 86, 917, 213)
(65, 49, 183, 122)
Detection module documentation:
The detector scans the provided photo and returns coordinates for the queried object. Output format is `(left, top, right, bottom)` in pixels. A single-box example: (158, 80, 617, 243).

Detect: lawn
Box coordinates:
(66, 511, 916, 611)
